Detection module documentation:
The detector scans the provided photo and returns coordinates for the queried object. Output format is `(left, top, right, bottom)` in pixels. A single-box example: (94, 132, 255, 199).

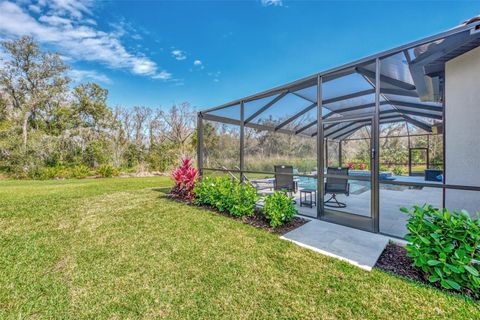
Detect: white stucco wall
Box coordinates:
(445, 45, 480, 215)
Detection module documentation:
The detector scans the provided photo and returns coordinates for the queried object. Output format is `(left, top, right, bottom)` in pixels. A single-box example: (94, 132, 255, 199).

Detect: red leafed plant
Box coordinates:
(359, 162, 366, 170)
(347, 162, 355, 170)
(171, 158, 198, 201)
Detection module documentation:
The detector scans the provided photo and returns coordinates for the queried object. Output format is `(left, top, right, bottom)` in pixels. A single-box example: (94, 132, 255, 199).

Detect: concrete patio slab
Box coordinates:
(280, 219, 391, 271)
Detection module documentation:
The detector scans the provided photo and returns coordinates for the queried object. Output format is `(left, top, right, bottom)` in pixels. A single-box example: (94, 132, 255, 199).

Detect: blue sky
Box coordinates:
(0, 1, 479, 110)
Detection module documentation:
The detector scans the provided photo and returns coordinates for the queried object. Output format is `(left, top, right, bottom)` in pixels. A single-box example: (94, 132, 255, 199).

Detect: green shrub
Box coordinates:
(24, 165, 94, 180)
(96, 164, 119, 178)
(211, 177, 235, 212)
(38, 167, 59, 180)
(402, 204, 480, 293)
(70, 165, 91, 179)
(193, 176, 216, 206)
(194, 176, 258, 217)
(29, 166, 69, 180)
(263, 191, 297, 227)
(392, 166, 405, 176)
(230, 182, 258, 217)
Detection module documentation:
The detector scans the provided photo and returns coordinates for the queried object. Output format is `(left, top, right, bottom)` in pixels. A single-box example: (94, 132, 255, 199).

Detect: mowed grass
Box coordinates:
(0, 178, 478, 319)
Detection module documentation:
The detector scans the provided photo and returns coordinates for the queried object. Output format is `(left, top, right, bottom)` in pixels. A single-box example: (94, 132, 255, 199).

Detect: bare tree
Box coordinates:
(132, 106, 152, 146)
(147, 109, 162, 147)
(158, 102, 195, 155)
(111, 106, 129, 167)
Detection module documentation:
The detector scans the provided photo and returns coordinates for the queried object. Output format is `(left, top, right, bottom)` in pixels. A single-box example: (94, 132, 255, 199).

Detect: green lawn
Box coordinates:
(0, 178, 478, 319)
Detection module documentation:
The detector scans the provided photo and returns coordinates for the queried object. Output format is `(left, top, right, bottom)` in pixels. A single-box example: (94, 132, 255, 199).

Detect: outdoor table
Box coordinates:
(300, 188, 317, 208)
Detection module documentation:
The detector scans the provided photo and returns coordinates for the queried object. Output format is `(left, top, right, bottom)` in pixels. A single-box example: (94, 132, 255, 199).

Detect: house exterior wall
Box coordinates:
(445, 45, 480, 215)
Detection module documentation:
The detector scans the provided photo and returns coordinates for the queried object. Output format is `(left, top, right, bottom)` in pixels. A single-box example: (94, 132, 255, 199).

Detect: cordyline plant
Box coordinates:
(171, 158, 198, 201)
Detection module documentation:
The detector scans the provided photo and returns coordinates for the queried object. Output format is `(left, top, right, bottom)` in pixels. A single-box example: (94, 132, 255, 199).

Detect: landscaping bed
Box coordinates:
(376, 242, 478, 300)
(170, 159, 305, 234)
(165, 194, 309, 235)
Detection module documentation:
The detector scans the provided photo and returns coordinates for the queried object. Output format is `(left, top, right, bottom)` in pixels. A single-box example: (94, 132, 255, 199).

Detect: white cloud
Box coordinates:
(207, 70, 221, 83)
(38, 15, 73, 26)
(69, 69, 111, 84)
(43, 0, 93, 20)
(193, 59, 204, 70)
(28, 4, 41, 13)
(131, 58, 156, 75)
(261, 0, 283, 7)
(171, 49, 186, 61)
(0, 1, 170, 80)
(131, 34, 142, 40)
(151, 70, 172, 80)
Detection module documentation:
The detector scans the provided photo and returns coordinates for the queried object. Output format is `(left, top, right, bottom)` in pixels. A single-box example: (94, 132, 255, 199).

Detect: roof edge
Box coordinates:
(202, 18, 480, 114)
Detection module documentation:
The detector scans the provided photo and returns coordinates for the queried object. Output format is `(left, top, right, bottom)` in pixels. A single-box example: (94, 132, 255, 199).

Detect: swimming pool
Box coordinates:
(297, 171, 397, 194)
(297, 177, 370, 194)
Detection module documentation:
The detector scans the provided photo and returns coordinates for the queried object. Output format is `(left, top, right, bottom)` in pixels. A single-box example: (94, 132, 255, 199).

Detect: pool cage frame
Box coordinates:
(197, 19, 480, 235)
(326, 132, 443, 174)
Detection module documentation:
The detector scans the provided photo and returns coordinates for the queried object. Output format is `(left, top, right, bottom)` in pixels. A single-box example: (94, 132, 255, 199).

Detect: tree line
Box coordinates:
(0, 37, 442, 179)
(0, 37, 197, 178)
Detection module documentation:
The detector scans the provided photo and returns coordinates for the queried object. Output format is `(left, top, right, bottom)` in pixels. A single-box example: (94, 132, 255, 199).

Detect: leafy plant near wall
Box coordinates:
(263, 191, 297, 228)
(402, 204, 480, 295)
(171, 158, 198, 201)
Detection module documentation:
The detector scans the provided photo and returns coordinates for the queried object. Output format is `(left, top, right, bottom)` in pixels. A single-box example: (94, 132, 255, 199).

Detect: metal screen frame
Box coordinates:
(196, 20, 480, 238)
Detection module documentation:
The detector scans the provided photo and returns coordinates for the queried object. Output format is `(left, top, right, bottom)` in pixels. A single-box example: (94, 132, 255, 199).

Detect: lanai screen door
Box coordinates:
(409, 147, 429, 176)
(319, 115, 376, 232)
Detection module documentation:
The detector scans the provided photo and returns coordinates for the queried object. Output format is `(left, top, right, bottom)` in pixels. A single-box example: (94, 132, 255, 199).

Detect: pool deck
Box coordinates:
(254, 174, 435, 269)
(255, 175, 442, 238)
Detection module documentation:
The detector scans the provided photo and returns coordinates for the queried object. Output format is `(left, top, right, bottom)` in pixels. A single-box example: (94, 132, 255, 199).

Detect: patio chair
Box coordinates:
(324, 167, 350, 208)
(234, 166, 274, 192)
(274, 165, 298, 198)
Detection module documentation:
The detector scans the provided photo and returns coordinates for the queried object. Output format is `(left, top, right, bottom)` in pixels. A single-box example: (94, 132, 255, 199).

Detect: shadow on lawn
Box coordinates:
(151, 187, 171, 194)
(158, 191, 309, 235)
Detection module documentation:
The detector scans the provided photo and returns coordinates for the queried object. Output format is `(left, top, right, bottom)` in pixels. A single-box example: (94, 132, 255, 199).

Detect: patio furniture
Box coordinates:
(300, 188, 317, 208)
(250, 179, 275, 195)
(324, 167, 350, 208)
(274, 165, 298, 197)
(235, 166, 274, 192)
(425, 169, 443, 182)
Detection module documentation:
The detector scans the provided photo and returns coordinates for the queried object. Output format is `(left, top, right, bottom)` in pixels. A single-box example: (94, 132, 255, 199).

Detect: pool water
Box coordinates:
(297, 176, 405, 194)
(297, 177, 369, 194)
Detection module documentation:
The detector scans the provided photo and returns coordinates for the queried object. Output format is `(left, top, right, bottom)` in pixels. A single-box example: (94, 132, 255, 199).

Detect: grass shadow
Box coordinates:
(151, 187, 171, 194)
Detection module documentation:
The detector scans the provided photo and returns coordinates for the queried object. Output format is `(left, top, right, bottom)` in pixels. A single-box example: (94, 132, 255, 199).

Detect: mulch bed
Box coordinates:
(375, 243, 478, 300)
(163, 194, 308, 235)
(235, 210, 308, 235)
(375, 243, 424, 282)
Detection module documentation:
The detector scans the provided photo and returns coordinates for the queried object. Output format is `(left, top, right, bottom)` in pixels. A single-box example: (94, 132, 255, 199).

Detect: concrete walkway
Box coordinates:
(281, 219, 392, 271)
